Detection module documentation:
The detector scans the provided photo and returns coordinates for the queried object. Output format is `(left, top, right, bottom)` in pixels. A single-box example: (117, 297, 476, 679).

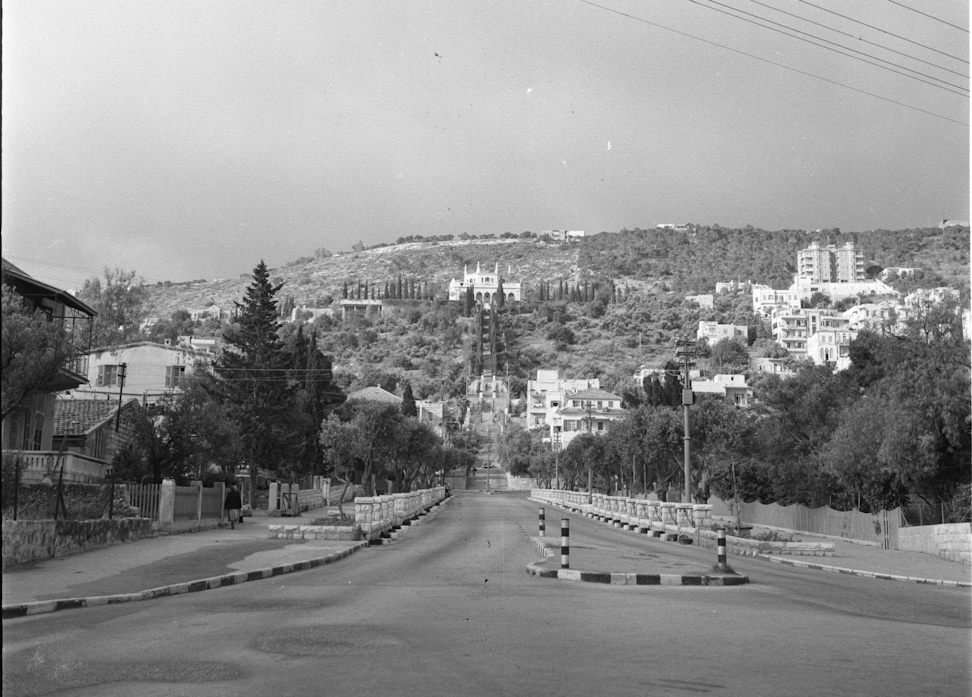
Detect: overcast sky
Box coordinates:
(2, 0, 968, 287)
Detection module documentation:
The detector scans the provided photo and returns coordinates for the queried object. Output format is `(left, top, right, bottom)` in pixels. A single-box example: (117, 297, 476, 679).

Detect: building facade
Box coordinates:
(68, 342, 213, 404)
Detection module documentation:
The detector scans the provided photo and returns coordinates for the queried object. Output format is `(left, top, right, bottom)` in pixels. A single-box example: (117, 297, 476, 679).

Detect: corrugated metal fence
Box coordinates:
(709, 495, 900, 548)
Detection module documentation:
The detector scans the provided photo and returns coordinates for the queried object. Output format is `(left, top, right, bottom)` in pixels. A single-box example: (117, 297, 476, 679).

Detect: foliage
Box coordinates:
(119, 374, 243, 482)
(1, 283, 79, 421)
(319, 399, 447, 495)
(77, 268, 147, 348)
(708, 338, 750, 373)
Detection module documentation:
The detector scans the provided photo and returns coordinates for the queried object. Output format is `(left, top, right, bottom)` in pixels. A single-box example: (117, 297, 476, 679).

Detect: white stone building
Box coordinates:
(448, 263, 522, 306)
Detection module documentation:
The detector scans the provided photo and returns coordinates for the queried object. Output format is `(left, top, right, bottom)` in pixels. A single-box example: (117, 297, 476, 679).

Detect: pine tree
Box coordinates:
(496, 277, 505, 308)
(215, 261, 298, 504)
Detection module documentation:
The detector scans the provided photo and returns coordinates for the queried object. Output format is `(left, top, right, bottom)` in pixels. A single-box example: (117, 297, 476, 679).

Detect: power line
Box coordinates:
(694, 0, 969, 96)
(742, 0, 969, 80)
(884, 0, 968, 34)
(574, 0, 969, 126)
(799, 0, 969, 65)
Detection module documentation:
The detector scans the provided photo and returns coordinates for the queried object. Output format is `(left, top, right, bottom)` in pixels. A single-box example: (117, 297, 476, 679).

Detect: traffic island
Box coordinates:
(526, 536, 749, 587)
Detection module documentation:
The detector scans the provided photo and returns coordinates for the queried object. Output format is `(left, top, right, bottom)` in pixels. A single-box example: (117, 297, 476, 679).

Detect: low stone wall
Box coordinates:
(897, 523, 971, 564)
(2, 518, 154, 570)
(267, 524, 362, 541)
(505, 474, 535, 491)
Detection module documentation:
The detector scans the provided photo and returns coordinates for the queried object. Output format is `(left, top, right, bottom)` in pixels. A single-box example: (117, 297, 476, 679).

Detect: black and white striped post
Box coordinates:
(539, 507, 546, 537)
(717, 527, 728, 572)
(560, 518, 570, 569)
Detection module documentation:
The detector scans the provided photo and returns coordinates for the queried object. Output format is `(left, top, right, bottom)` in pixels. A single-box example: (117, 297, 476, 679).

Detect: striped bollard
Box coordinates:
(539, 507, 546, 537)
(717, 528, 727, 572)
(561, 518, 570, 569)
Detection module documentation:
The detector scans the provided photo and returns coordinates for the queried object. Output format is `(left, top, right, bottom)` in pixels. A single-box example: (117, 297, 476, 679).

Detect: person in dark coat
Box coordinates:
(224, 485, 243, 529)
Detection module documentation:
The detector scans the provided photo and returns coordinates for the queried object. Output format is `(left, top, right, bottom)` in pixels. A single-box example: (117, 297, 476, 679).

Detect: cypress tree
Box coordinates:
(401, 382, 418, 418)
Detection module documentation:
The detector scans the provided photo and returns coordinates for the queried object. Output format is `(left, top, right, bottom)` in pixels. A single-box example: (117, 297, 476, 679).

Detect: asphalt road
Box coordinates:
(4, 491, 970, 697)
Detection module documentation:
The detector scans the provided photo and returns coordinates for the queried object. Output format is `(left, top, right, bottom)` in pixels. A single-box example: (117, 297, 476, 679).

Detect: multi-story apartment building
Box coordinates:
(772, 307, 854, 365)
(797, 241, 864, 283)
(771, 308, 810, 359)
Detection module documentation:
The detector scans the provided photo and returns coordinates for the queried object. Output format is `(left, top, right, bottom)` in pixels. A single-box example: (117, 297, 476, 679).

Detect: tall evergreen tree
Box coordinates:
(401, 382, 418, 418)
(215, 261, 298, 504)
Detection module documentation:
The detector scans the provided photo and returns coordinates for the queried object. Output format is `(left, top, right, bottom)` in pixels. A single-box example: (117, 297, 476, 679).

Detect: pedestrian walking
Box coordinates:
(224, 484, 243, 529)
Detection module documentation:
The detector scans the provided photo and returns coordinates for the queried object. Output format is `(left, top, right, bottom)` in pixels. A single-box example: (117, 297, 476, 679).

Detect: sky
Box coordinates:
(2, 0, 968, 288)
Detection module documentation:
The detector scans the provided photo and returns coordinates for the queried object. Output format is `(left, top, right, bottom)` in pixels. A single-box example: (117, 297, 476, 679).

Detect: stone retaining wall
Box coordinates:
(897, 523, 971, 564)
(2, 518, 154, 570)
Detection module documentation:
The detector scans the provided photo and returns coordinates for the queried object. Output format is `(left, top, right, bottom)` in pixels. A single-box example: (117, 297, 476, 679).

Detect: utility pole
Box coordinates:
(115, 363, 127, 431)
(553, 429, 561, 490)
(675, 340, 697, 503)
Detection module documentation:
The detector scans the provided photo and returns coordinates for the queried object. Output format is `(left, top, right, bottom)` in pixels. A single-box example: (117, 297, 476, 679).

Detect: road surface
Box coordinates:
(4, 491, 969, 696)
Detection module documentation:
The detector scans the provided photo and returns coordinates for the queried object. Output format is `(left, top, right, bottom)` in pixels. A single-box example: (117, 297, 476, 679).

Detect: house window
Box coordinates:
(165, 365, 186, 388)
(97, 364, 121, 387)
(31, 411, 45, 450)
(597, 421, 604, 432)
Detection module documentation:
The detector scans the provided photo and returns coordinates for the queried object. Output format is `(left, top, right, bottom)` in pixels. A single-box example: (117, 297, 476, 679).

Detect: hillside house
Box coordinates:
(526, 370, 598, 443)
(697, 321, 747, 344)
(842, 302, 899, 332)
(686, 294, 714, 309)
(752, 284, 800, 317)
(557, 388, 626, 448)
(68, 342, 213, 405)
(541, 230, 586, 242)
(189, 303, 227, 322)
(691, 374, 752, 407)
(750, 357, 795, 377)
(807, 328, 858, 370)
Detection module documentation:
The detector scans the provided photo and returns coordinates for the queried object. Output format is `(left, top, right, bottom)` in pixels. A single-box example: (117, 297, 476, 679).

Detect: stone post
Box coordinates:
(268, 481, 279, 514)
(159, 478, 176, 528)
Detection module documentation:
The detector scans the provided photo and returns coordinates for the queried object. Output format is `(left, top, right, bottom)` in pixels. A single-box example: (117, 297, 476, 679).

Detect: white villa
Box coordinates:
(448, 263, 522, 305)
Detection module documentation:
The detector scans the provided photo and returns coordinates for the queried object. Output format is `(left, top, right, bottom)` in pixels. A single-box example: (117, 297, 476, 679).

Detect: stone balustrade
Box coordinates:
(354, 487, 447, 541)
(530, 489, 713, 538)
(529, 489, 833, 556)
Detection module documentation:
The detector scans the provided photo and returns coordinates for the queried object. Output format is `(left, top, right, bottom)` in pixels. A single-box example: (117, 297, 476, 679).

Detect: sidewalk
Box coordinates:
(750, 528, 971, 587)
(2, 506, 366, 617)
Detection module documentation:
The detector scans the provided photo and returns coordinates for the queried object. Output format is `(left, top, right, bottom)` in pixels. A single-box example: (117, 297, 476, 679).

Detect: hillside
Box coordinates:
(138, 226, 970, 401)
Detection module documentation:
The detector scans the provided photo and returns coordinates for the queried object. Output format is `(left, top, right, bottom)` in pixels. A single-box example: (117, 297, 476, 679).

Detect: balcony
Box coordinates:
(5, 450, 108, 484)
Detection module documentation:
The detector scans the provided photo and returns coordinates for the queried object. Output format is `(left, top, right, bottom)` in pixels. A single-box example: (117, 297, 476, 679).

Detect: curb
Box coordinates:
(525, 537, 749, 587)
(755, 553, 972, 588)
(2, 542, 368, 621)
